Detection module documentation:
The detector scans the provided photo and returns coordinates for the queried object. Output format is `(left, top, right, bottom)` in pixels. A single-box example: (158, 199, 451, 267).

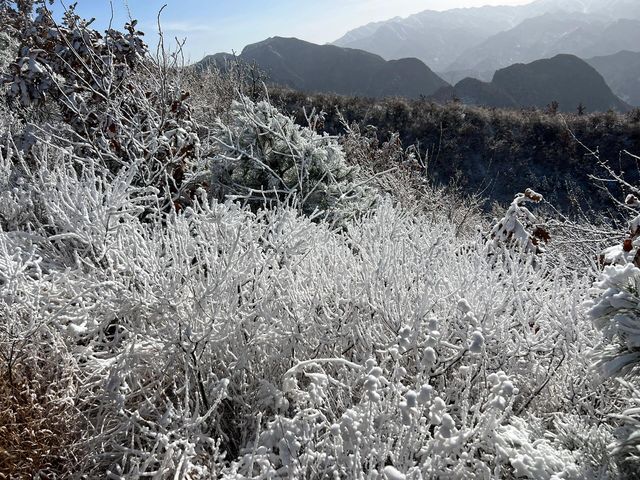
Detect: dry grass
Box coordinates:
(0, 351, 82, 479)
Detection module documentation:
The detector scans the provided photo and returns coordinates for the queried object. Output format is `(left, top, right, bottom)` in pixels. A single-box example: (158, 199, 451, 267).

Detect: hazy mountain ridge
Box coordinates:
(198, 37, 449, 99)
(194, 0, 639, 111)
(587, 50, 640, 106)
(199, 38, 628, 112)
(448, 14, 640, 81)
(334, 0, 640, 89)
(333, 6, 529, 72)
(433, 54, 628, 113)
(433, 54, 630, 112)
(491, 54, 629, 112)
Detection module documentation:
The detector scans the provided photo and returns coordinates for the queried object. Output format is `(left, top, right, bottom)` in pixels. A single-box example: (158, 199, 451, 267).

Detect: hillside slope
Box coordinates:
(434, 55, 629, 113)
(431, 77, 518, 109)
(491, 54, 629, 112)
(587, 50, 640, 106)
(198, 37, 449, 99)
(270, 87, 640, 214)
(446, 14, 640, 80)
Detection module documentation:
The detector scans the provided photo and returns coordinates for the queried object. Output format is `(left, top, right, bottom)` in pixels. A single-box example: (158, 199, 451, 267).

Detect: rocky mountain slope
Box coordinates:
(587, 50, 640, 106)
(491, 54, 628, 112)
(434, 54, 628, 113)
(198, 37, 448, 99)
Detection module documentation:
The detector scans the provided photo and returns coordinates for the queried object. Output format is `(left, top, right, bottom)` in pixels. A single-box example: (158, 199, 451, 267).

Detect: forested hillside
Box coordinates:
(270, 88, 640, 215)
(1, 4, 639, 479)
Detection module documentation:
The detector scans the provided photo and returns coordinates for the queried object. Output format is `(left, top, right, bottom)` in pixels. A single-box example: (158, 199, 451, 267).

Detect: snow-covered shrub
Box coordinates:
(589, 263, 640, 377)
(1, 3, 201, 210)
(339, 121, 485, 234)
(599, 194, 640, 267)
(0, 145, 32, 231)
(186, 57, 267, 127)
(0, 31, 14, 73)
(490, 188, 549, 255)
(3, 4, 145, 110)
(2, 5, 377, 222)
(201, 97, 377, 221)
(588, 197, 640, 469)
(1, 151, 617, 477)
(0, 327, 82, 477)
(611, 379, 640, 469)
(0, 19, 17, 116)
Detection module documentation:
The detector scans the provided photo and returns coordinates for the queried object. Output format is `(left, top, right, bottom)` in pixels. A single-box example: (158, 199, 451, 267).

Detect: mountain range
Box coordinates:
(197, 0, 640, 112)
(198, 37, 447, 99)
(199, 37, 629, 113)
(333, 0, 640, 94)
(434, 54, 628, 113)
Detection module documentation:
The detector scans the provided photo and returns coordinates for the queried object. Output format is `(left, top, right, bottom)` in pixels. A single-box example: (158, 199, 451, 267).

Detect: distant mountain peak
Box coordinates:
(333, 0, 640, 78)
(432, 53, 629, 112)
(197, 37, 448, 100)
(587, 50, 640, 105)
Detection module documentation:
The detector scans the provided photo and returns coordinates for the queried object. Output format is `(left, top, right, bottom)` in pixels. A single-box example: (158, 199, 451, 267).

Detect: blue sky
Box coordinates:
(49, 0, 531, 62)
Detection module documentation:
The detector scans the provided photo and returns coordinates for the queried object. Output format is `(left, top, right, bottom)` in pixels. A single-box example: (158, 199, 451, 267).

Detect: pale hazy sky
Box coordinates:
(51, 0, 533, 61)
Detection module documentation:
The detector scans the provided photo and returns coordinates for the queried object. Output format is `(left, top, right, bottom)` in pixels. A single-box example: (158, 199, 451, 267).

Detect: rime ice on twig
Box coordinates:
(490, 188, 549, 254)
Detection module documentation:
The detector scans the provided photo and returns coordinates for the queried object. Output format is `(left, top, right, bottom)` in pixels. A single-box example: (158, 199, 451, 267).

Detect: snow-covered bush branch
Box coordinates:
(1, 2, 202, 212)
(490, 188, 549, 255)
(201, 97, 377, 221)
(587, 197, 640, 470)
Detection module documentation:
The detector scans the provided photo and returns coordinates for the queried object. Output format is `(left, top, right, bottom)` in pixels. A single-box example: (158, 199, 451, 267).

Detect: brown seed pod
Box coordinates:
(533, 227, 551, 244)
(524, 188, 543, 203)
(625, 194, 640, 206)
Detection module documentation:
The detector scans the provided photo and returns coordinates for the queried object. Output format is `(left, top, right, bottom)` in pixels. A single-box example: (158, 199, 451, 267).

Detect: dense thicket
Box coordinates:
(0, 3, 639, 479)
(269, 88, 640, 215)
